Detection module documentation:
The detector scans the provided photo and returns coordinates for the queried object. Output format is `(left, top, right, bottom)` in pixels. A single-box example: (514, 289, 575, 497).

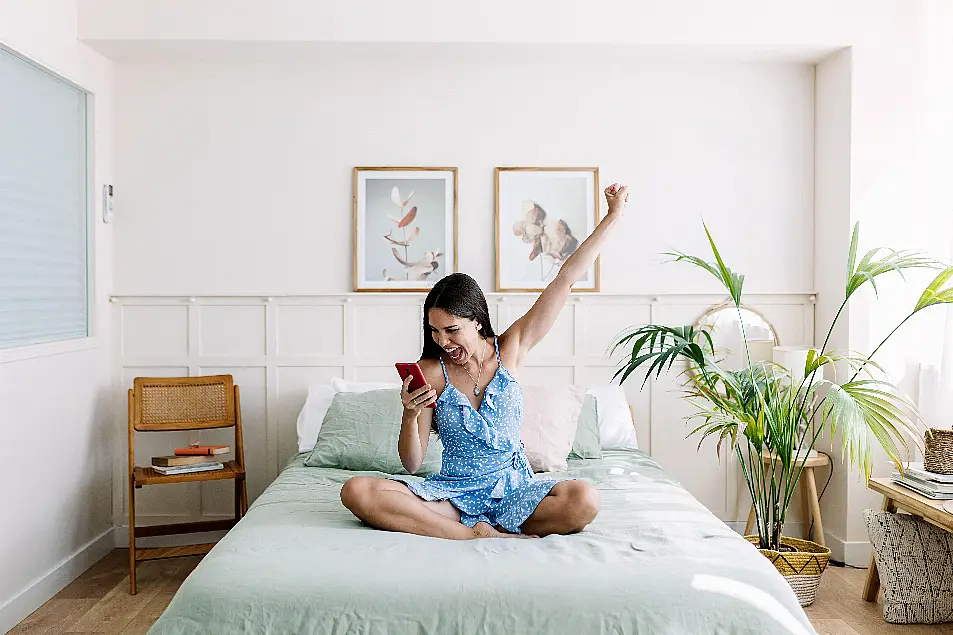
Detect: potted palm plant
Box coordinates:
(610, 221, 953, 606)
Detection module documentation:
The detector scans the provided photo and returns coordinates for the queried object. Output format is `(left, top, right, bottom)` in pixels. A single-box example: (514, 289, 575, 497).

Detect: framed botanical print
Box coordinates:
(353, 167, 458, 292)
(495, 167, 600, 292)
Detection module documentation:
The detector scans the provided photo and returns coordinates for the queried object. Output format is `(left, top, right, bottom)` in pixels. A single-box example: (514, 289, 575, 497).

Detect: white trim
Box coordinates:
(822, 531, 871, 568)
(0, 528, 113, 634)
(113, 292, 817, 524)
(0, 336, 99, 364)
(110, 292, 819, 302)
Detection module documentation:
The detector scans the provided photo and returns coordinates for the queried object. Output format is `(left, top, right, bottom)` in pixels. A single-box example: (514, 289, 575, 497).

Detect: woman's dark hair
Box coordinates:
(421, 273, 496, 360)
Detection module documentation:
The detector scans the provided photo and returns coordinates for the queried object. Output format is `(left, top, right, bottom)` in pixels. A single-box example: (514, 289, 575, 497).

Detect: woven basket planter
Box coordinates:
(924, 428, 953, 475)
(746, 536, 831, 607)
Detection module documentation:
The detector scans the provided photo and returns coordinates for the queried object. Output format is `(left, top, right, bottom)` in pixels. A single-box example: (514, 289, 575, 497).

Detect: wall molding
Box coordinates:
(0, 529, 114, 634)
(112, 292, 816, 529)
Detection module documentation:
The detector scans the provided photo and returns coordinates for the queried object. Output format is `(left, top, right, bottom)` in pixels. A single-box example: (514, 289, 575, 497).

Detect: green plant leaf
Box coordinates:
(845, 246, 939, 300)
(821, 380, 922, 479)
(846, 222, 859, 291)
(914, 265, 953, 312)
(662, 221, 745, 306)
(703, 221, 744, 306)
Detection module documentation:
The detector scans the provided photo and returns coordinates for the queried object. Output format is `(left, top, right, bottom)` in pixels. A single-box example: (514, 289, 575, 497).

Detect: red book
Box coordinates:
(174, 444, 230, 456)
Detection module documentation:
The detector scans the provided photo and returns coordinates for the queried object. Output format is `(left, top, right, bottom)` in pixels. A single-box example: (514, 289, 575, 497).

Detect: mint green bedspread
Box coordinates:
(148, 450, 817, 635)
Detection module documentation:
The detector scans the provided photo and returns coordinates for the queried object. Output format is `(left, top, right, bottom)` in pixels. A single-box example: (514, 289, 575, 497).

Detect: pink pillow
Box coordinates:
(520, 385, 586, 472)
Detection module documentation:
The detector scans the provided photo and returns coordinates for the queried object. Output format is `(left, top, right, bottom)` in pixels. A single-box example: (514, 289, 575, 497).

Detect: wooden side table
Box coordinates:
(744, 450, 831, 546)
(862, 477, 953, 601)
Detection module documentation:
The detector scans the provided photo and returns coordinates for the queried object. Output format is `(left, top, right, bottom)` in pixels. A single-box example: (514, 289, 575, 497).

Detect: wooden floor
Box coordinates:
(8, 550, 953, 634)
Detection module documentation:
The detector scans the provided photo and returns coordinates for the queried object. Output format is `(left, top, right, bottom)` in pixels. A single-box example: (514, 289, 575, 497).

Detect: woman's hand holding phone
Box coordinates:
(401, 375, 437, 412)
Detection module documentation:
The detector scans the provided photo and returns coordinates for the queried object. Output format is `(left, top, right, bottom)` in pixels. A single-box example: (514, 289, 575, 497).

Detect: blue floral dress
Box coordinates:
(401, 338, 557, 533)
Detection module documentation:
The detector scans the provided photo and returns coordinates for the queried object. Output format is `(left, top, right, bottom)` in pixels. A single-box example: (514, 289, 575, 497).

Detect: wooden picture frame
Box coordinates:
(353, 167, 458, 292)
(495, 167, 600, 292)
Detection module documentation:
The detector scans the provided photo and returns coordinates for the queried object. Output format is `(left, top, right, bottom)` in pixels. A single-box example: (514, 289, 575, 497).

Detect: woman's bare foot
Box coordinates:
(471, 521, 538, 539)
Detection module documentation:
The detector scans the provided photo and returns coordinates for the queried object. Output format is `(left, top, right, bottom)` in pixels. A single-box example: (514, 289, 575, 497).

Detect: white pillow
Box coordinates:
(331, 378, 400, 393)
(586, 385, 638, 450)
(520, 384, 586, 472)
(295, 378, 401, 453)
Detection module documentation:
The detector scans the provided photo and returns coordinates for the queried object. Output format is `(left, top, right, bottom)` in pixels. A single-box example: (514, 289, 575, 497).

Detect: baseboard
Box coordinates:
(0, 528, 114, 635)
(824, 531, 871, 567)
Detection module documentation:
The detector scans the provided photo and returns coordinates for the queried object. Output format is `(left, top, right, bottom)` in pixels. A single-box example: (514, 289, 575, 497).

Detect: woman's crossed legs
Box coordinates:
(340, 476, 600, 540)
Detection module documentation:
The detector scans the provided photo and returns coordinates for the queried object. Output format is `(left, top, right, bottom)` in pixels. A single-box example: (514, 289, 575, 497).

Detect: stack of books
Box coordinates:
(151, 444, 230, 475)
(891, 462, 953, 500)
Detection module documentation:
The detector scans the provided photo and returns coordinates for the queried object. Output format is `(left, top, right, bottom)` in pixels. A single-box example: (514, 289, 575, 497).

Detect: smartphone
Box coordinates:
(395, 362, 435, 408)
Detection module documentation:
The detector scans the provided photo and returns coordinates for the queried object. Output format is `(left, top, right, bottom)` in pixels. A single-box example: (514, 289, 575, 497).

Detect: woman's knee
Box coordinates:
(565, 480, 601, 529)
(340, 476, 377, 514)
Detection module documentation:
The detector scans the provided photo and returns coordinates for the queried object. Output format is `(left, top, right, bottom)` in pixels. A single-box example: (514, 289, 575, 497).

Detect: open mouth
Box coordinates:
(445, 346, 465, 363)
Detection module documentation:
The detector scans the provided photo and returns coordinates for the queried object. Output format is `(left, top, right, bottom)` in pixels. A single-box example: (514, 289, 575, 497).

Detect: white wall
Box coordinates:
(104, 52, 816, 535)
(80, 0, 946, 568)
(0, 1, 114, 632)
(112, 54, 815, 296)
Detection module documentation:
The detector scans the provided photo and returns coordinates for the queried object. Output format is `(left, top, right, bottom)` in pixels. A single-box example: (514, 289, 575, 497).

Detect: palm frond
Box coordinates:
(914, 265, 953, 312)
(821, 379, 923, 479)
(609, 324, 709, 388)
(663, 221, 744, 306)
(845, 236, 940, 300)
(804, 349, 888, 381)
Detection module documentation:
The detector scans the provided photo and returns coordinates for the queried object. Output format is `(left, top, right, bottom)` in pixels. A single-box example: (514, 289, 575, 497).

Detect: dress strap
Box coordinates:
(438, 355, 450, 383)
(494, 336, 501, 363)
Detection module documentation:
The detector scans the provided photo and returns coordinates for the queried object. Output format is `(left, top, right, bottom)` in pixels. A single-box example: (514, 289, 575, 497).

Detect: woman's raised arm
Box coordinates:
(504, 183, 629, 363)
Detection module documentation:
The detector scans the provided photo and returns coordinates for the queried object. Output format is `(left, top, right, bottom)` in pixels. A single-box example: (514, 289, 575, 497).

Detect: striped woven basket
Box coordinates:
(924, 428, 953, 475)
(746, 536, 831, 607)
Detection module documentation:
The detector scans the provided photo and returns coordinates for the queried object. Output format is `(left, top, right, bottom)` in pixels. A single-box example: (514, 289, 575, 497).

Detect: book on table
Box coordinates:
(152, 454, 219, 467)
(891, 464, 953, 500)
(152, 462, 225, 475)
(173, 444, 230, 456)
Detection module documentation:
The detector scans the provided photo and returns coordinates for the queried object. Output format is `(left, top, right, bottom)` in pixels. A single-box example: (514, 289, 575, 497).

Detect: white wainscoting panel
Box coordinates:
(112, 292, 815, 530)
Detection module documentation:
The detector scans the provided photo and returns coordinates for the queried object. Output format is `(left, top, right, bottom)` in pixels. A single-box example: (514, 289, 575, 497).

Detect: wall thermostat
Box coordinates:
(103, 184, 114, 223)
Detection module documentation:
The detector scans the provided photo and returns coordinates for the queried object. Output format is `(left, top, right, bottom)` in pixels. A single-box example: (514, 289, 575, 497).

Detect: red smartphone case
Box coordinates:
(395, 362, 435, 408)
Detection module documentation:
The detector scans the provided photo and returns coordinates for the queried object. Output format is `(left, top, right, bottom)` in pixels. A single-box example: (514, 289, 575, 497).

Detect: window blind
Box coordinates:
(0, 46, 89, 349)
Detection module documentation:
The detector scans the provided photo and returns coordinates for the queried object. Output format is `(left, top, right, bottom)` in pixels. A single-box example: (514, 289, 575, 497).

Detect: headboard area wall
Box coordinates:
(112, 292, 814, 536)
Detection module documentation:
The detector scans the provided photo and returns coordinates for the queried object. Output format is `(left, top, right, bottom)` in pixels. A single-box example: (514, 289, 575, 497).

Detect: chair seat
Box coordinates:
(134, 460, 245, 486)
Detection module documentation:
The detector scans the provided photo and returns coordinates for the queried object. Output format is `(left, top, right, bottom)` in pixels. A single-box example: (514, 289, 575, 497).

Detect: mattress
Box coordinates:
(147, 450, 817, 635)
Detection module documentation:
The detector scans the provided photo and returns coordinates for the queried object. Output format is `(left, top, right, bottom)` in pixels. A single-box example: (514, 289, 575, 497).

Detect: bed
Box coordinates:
(146, 448, 817, 634)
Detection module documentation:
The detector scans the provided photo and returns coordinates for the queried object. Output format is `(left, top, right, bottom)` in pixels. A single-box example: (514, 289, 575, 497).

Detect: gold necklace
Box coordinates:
(462, 338, 488, 396)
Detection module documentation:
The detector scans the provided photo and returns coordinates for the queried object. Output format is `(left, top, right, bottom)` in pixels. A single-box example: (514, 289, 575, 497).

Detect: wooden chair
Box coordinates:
(127, 374, 247, 594)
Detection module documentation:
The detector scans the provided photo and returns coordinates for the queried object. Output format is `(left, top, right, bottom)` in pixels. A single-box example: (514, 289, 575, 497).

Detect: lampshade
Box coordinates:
(773, 345, 822, 384)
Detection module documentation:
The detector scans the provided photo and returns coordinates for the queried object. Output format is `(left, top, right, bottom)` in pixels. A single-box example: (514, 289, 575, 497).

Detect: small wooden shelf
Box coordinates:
(135, 543, 216, 562)
(134, 460, 245, 486)
(127, 375, 248, 595)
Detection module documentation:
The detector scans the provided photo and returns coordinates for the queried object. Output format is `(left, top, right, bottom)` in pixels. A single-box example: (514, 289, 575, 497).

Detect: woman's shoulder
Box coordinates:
(418, 357, 445, 390)
(494, 333, 517, 366)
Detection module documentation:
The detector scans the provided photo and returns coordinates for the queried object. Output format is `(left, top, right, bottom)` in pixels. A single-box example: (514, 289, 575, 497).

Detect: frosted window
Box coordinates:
(0, 46, 89, 349)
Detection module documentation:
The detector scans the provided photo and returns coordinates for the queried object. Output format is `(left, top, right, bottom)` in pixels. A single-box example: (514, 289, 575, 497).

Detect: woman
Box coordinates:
(341, 183, 629, 539)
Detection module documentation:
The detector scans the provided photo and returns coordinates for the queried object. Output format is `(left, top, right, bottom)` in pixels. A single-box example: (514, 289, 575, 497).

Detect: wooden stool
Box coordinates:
(744, 450, 830, 546)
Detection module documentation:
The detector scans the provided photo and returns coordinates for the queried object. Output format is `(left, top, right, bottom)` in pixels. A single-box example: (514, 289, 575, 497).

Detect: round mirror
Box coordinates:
(691, 304, 779, 374)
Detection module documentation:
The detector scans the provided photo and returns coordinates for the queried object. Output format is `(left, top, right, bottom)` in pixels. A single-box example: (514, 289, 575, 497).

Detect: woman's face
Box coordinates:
(428, 308, 483, 365)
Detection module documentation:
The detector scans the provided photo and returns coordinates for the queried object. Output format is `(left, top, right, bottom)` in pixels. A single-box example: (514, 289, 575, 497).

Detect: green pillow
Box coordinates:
(569, 394, 602, 460)
(304, 389, 443, 476)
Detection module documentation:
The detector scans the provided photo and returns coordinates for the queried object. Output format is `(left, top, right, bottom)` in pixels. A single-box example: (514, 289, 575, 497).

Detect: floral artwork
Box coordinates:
(495, 168, 599, 292)
(353, 168, 457, 292)
(511, 201, 580, 281)
(381, 186, 443, 282)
